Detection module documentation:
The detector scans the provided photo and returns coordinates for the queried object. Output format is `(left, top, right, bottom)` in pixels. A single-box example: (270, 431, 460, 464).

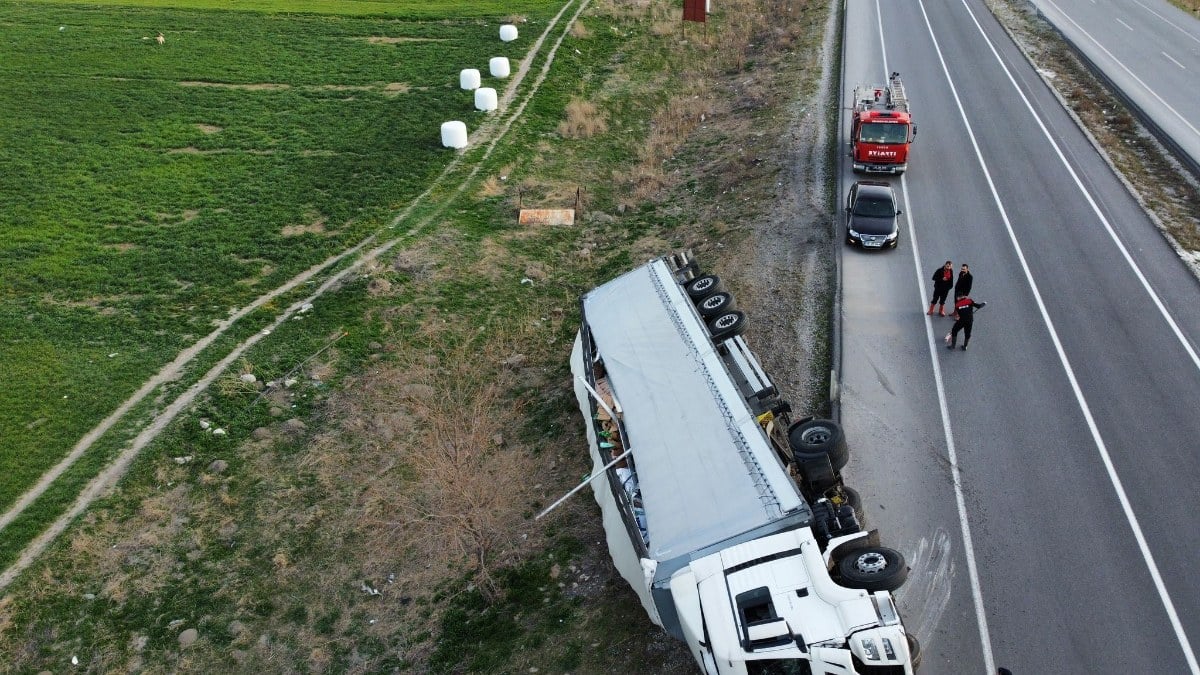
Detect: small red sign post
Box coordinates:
(683, 0, 706, 23)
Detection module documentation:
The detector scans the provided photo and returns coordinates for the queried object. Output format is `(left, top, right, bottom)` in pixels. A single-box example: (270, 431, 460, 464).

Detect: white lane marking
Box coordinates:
(874, 2, 996, 673)
(1042, 0, 1200, 143)
(931, 0, 1200, 670)
(1116, 17, 1135, 31)
(1163, 51, 1187, 69)
(1132, 0, 1200, 46)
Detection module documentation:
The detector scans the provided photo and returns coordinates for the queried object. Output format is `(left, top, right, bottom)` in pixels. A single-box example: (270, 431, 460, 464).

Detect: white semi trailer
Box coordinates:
(570, 253, 918, 674)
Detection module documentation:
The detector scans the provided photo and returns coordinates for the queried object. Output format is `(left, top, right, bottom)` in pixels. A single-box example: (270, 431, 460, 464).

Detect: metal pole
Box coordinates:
(576, 375, 620, 419)
(535, 447, 632, 520)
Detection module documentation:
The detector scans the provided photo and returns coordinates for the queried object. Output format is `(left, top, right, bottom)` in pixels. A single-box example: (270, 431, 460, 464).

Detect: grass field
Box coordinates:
(0, 0, 835, 671)
(0, 1, 553, 516)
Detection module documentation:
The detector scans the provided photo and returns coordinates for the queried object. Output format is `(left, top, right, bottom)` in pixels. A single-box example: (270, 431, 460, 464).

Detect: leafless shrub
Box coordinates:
(360, 331, 543, 598)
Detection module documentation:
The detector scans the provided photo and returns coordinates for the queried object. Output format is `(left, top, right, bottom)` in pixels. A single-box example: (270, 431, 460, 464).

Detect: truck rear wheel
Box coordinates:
(707, 310, 746, 341)
(697, 292, 736, 317)
(788, 419, 849, 471)
(837, 546, 908, 592)
(685, 274, 723, 300)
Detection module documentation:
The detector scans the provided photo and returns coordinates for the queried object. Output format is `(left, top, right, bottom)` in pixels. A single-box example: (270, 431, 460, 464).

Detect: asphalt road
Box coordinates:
(838, 1, 1200, 673)
(1028, 0, 1200, 174)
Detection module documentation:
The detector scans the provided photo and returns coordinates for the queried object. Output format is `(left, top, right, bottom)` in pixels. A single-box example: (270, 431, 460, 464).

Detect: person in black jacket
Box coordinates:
(927, 260, 954, 316)
(951, 264, 973, 319)
(946, 295, 986, 351)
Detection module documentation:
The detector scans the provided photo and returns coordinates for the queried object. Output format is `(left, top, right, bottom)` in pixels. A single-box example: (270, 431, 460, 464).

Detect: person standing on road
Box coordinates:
(946, 295, 986, 350)
(928, 260, 954, 316)
(952, 263, 973, 318)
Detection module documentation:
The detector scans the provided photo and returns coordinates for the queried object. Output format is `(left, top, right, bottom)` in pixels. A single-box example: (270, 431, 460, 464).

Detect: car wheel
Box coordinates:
(697, 292, 736, 318)
(788, 419, 849, 471)
(707, 310, 746, 341)
(685, 274, 723, 300)
(837, 546, 908, 592)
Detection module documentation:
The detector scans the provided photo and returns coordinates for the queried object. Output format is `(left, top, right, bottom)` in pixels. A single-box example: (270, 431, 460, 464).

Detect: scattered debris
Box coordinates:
(172, 456, 193, 465)
(239, 373, 257, 384)
(361, 581, 381, 596)
(212, 428, 227, 436)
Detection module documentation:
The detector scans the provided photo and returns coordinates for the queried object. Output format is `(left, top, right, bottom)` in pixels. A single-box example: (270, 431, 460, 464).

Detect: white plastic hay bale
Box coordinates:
(474, 87, 498, 112)
(499, 24, 519, 42)
(459, 68, 481, 90)
(440, 121, 468, 149)
(489, 57, 511, 78)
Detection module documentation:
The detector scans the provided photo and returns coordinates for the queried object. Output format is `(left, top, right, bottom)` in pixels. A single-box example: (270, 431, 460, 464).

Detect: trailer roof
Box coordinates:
(582, 259, 805, 560)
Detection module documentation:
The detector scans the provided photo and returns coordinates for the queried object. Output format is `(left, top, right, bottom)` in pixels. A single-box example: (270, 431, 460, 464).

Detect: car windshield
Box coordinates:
(858, 123, 908, 144)
(853, 196, 894, 218)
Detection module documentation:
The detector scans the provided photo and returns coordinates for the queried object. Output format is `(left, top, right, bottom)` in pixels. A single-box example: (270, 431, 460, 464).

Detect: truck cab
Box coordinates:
(672, 530, 915, 675)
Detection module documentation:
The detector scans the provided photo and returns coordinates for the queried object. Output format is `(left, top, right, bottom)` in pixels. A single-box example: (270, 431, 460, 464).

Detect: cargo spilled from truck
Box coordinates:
(569, 254, 918, 674)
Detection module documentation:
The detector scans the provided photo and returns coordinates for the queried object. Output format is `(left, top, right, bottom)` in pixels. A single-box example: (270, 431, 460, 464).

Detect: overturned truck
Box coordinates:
(570, 254, 918, 674)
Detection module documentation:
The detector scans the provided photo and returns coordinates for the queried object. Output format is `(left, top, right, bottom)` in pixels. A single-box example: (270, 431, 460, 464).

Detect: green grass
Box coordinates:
(0, 0, 837, 672)
(21, 0, 554, 17)
(0, 1, 557, 513)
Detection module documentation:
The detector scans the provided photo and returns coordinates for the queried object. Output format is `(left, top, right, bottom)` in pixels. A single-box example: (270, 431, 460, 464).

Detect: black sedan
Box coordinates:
(845, 181, 901, 249)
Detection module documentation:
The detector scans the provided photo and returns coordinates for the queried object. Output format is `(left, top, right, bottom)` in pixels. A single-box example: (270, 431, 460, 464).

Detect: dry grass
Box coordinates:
(281, 217, 328, 237)
(558, 98, 609, 139)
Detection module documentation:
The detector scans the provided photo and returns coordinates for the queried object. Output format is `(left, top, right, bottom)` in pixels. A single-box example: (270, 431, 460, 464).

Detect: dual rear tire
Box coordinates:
(683, 274, 746, 341)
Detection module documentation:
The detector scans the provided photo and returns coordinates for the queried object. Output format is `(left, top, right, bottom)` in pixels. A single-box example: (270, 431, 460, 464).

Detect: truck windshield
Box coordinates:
(746, 659, 811, 675)
(858, 123, 908, 144)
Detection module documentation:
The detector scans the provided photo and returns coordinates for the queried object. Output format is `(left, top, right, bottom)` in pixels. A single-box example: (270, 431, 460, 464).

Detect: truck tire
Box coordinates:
(685, 274, 723, 300)
(788, 419, 849, 471)
(707, 310, 746, 341)
(837, 546, 908, 592)
(907, 633, 922, 669)
(697, 292, 736, 318)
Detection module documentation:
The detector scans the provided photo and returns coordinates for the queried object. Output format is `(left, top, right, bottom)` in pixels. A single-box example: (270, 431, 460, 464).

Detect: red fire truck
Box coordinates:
(850, 72, 915, 174)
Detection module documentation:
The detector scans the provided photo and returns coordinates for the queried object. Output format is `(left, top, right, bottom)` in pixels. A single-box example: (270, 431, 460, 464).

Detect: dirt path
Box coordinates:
(0, 0, 592, 591)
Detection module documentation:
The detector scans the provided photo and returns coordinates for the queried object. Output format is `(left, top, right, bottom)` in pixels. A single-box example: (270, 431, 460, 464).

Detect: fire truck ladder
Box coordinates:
(886, 72, 907, 111)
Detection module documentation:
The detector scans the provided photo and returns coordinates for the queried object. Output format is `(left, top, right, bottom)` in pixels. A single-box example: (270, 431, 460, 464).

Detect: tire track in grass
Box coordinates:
(0, 0, 591, 591)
